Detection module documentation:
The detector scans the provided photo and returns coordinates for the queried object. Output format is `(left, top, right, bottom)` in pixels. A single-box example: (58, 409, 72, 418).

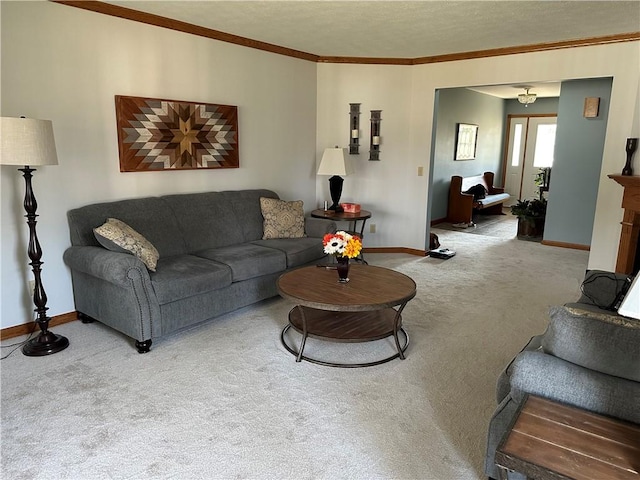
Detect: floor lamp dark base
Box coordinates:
(22, 331, 69, 356)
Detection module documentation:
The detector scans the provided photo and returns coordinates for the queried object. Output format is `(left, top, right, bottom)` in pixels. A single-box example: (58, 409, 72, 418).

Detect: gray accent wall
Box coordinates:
(544, 77, 613, 246)
(505, 97, 559, 116)
(431, 88, 505, 221)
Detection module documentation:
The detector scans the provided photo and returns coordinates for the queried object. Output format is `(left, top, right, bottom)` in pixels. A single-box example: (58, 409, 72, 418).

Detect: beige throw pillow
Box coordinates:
(260, 197, 306, 239)
(94, 218, 159, 271)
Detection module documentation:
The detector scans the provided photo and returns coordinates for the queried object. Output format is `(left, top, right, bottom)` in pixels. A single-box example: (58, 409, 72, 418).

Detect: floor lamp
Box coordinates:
(1, 117, 69, 356)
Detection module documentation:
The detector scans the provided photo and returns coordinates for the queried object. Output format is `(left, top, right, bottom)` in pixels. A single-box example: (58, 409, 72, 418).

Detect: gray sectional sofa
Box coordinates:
(64, 189, 335, 353)
(484, 270, 640, 479)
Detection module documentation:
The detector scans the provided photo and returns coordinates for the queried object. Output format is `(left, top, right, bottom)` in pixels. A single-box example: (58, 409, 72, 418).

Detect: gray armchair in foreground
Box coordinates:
(484, 270, 640, 480)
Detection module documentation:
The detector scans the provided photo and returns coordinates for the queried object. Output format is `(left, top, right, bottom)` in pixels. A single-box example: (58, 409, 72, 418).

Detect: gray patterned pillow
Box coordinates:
(260, 197, 306, 239)
(94, 218, 159, 271)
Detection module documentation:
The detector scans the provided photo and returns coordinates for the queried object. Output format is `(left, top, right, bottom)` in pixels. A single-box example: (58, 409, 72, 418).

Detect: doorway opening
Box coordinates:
(427, 83, 560, 244)
(426, 76, 613, 253)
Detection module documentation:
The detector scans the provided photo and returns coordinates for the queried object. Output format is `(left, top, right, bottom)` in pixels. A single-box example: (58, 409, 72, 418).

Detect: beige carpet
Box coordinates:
(1, 229, 589, 480)
(435, 209, 519, 240)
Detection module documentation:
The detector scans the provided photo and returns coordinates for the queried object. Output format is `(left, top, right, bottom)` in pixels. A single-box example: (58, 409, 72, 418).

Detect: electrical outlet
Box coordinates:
(369, 224, 376, 233)
(418, 166, 424, 176)
(28, 279, 36, 297)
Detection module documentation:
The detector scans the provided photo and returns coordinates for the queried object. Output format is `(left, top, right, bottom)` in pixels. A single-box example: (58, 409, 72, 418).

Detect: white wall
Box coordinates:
(316, 64, 419, 248)
(318, 43, 640, 263)
(0, 1, 317, 328)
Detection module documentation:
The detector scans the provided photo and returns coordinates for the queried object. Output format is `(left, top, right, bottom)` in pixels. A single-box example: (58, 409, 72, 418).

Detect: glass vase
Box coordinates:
(336, 256, 350, 283)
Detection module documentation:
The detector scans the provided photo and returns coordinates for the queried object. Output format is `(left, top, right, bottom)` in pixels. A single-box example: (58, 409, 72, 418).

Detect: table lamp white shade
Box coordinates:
(0, 117, 58, 166)
(317, 147, 352, 176)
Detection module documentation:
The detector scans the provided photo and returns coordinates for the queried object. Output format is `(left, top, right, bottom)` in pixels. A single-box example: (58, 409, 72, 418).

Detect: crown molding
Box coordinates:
(52, 0, 320, 62)
(53, 1, 639, 65)
(409, 31, 640, 65)
(317, 57, 414, 65)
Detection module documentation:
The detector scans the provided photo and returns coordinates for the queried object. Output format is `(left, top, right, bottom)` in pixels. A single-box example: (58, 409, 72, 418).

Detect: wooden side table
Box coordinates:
(495, 395, 640, 480)
(311, 209, 372, 263)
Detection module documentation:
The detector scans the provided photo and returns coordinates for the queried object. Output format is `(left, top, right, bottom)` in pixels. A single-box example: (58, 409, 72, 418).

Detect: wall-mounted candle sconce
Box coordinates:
(369, 110, 382, 161)
(349, 103, 360, 154)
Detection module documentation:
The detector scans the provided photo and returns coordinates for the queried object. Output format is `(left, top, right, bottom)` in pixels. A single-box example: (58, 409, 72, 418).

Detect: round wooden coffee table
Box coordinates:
(276, 264, 416, 368)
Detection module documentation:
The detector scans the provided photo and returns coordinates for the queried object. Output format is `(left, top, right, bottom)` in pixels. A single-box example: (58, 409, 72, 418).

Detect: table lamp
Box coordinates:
(317, 147, 352, 212)
(0, 117, 69, 356)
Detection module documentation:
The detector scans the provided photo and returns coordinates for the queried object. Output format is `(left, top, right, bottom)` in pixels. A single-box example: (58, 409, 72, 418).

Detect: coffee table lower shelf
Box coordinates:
(280, 305, 409, 368)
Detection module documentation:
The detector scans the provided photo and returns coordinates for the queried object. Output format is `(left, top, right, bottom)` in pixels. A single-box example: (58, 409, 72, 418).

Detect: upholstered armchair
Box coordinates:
(484, 270, 640, 479)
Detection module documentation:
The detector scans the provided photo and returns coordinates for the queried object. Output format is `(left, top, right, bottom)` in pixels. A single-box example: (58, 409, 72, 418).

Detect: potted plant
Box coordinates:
(511, 198, 547, 239)
(534, 167, 551, 200)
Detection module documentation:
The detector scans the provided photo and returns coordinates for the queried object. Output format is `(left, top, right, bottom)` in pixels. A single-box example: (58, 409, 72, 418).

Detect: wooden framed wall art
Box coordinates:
(454, 123, 478, 161)
(115, 95, 239, 172)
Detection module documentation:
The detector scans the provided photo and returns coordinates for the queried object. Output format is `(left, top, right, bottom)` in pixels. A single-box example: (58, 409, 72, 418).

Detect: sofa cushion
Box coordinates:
(161, 192, 246, 251)
(225, 190, 279, 242)
(150, 255, 232, 305)
(194, 244, 286, 282)
(542, 305, 640, 382)
(94, 218, 160, 271)
(67, 197, 188, 256)
(260, 197, 306, 239)
(253, 237, 325, 268)
(476, 193, 510, 208)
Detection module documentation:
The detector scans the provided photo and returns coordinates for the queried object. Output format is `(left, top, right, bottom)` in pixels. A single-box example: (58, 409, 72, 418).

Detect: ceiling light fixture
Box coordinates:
(518, 87, 537, 106)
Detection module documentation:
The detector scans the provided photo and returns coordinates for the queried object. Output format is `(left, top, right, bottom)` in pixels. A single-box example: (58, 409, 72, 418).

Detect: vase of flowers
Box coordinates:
(322, 231, 363, 283)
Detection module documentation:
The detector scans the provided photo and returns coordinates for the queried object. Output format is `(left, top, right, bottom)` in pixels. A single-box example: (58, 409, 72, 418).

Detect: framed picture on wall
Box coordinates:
(454, 123, 478, 160)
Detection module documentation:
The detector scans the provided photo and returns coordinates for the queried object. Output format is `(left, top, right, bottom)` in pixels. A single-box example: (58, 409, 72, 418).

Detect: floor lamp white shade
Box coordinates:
(0, 117, 58, 166)
(0, 116, 68, 356)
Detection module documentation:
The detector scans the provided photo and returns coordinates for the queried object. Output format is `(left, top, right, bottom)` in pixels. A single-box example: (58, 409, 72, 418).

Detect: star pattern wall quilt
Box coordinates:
(115, 95, 239, 171)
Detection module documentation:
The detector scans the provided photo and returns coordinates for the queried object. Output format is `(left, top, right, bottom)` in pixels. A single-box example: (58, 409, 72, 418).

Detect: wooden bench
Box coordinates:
(495, 395, 640, 480)
(447, 171, 509, 224)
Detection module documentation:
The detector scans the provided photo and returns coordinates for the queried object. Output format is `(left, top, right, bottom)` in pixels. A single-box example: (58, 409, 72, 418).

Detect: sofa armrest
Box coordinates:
(63, 245, 158, 343)
(305, 217, 337, 238)
(481, 171, 505, 195)
(63, 246, 150, 287)
(509, 351, 640, 423)
(496, 334, 544, 403)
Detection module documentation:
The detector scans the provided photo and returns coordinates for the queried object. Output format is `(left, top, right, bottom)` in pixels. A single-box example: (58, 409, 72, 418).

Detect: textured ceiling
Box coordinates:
(105, 1, 640, 59)
(468, 82, 561, 99)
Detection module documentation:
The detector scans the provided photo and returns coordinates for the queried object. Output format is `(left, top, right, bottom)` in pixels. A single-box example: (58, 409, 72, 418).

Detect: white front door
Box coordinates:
(503, 115, 557, 202)
(503, 118, 526, 205)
